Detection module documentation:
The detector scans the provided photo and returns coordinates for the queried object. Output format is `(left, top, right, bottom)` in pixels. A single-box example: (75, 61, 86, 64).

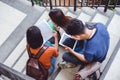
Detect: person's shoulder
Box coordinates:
(96, 22, 105, 26)
(96, 23, 106, 29)
(46, 46, 58, 56)
(47, 46, 57, 51)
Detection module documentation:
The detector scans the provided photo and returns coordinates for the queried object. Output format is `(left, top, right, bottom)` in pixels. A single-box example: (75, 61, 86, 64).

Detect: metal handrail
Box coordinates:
(74, 0, 77, 11)
(0, 63, 35, 80)
(49, 0, 52, 10)
(114, 0, 119, 9)
(104, 0, 110, 12)
(30, 0, 120, 12)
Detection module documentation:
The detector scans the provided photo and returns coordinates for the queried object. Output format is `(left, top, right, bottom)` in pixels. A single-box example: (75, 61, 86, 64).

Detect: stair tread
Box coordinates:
(37, 10, 49, 21)
(13, 50, 28, 72)
(66, 11, 77, 18)
(77, 12, 91, 24)
(3, 37, 26, 67)
(82, 7, 96, 16)
(68, 7, 82, 15)
(97, 7, 114, 17)
(92, 13, 109, 25)
(0, 1, 26, 46)
(115, 7, 120, 14)
(100, 34, 119, 72)
(55, 66, 80, 80)
(104, 48, 120, 80)
(54, 7, 68, 14)
(101, 14, 120, 72)
(0, 75, 10, 80)
(107, 14, 120, 37)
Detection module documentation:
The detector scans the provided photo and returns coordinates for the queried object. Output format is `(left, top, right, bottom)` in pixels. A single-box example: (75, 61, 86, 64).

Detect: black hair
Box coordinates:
(66, 18, 85, 35)
(49, 8, 70, 28)
(26, 26, 43, 49)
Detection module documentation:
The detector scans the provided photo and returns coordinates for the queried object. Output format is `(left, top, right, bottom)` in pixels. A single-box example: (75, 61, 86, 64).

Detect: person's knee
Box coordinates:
(62, 54, 66, 61)
(62, 52, 69, 61)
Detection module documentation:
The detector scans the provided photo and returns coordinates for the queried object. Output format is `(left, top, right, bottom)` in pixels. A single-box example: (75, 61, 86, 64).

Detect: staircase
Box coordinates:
(0, 0, 120, 80)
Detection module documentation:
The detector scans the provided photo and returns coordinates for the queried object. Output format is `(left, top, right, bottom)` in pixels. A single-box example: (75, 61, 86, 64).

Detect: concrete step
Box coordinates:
(3, 36, 28, 73)
(47, 7, 68, 14)
(77, 12, 91, 24)
(68, 7, 82, 15)
(3, 37, 26, 68)
(97, 7, 114, 18)
(91, 12, 109, 25)
(81, 7, 96, 16)
(100, 33, 119, 72)
(66, 11, 77, 18)
(0, 1, 26, 46)
(37, 9, 50, 21)
(56, 7, 68, 14)
(0, 75, 10, 80)
(0, 0, 45, 64)
(12, 50, 28, 73)
(104, 48, 120, 80)
(107, 14, 120, 37)
(55, 66, 80, 80)
(115, 7, 120, 14)
(101, 13, 120, 72)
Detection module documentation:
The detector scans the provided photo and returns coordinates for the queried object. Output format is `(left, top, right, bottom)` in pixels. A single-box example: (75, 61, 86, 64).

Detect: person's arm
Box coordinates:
(72, 51, 89, 63)
(53, 31, 59, 51)
(64, 46, 89, 63)
(55, 25, 60, 31)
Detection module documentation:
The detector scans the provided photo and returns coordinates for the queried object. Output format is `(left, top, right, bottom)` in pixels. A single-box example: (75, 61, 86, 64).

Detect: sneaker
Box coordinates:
(58, 62, 77, 69)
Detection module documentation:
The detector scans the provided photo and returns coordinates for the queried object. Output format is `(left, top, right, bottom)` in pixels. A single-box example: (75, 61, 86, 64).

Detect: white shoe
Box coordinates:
(58, 62, 77, 69)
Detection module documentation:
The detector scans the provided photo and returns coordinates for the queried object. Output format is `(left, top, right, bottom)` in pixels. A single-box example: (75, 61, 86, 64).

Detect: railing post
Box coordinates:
(59, 0, 61, 6)
(92, 0, 95, 8)
(49, 0, 53, 10)
(31, 0, 34, 6)
(114, 0, 118, 9)
(74, 0, 77, 11)
(104, 0, 110, 12)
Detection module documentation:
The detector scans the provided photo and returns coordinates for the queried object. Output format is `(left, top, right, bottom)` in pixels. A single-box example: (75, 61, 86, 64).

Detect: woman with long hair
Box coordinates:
(49, 8, 84, 69)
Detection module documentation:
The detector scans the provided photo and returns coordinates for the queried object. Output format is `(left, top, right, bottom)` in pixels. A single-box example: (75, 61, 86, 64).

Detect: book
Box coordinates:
(59, 33, 77, 50)
(34, 19, 54, 41)
(48, 21, 65, 36)
(48, 21, 57, 31)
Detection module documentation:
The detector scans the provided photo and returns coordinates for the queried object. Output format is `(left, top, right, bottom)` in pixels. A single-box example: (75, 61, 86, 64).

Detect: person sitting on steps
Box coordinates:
(58, 18, 110, 69)
(26, 26, 59, 75)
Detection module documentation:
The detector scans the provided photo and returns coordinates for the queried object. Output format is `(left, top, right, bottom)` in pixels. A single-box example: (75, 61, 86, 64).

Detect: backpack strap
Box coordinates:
(27, 44, 49, 59)
(35, 45, 49, 59)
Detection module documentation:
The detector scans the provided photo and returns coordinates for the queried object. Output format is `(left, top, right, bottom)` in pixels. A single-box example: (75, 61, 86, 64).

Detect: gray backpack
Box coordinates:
(74, 62, 101, 80)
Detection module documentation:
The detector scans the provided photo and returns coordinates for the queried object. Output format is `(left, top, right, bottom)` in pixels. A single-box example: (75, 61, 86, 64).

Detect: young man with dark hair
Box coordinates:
(59, 18, 110, 68)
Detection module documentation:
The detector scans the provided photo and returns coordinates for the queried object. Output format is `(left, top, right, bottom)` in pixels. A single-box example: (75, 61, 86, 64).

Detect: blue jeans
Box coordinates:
(45, 41, 54, 46)
(62, 40, 85, 65)
(45, 41, 56, 75)
(48, 57, 56, 75)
